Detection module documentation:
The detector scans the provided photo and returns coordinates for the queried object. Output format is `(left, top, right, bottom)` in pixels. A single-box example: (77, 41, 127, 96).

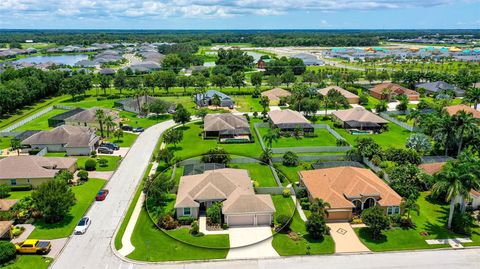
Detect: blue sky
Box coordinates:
(0, 0, 479, 29)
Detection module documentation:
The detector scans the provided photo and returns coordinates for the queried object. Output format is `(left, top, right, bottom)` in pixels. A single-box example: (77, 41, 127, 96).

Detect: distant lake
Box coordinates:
(14, 54, 89, 65)
(246, 51, 263, 61)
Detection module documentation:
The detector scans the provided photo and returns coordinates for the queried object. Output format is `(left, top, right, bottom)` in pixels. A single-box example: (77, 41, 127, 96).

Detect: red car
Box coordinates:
(95, 189, 109, 201)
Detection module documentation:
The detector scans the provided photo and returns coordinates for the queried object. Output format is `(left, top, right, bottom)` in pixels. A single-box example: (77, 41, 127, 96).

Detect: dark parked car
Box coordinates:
(95, 189, 109, 201)
(121, 125, 133, 131)
(133, 127, 144, 133)
(97, 147, 113, 154)
(100, 142, 119, 150)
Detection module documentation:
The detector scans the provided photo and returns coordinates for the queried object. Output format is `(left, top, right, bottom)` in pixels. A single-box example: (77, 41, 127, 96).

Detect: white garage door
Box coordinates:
(228, 215, 254, 226)
(256, 214, 271, 226)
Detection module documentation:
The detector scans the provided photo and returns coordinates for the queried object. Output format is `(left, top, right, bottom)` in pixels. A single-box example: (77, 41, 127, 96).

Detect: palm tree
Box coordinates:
(104, 116, 116, 138)
(263, 127, 280, 149)
(401, 195, 420, 220)
(95, 109, 106, 137)
(451, 111, 477, 156)
(434, 114, 455, 156)
(309, 198, 331, 217)
(10, 139, 22, 156)
(406, 109, 422, 129)
(465, 87, 480, 110)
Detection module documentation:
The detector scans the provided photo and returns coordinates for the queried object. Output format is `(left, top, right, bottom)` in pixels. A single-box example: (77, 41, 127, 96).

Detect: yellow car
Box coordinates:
(15, 239, 52, 254)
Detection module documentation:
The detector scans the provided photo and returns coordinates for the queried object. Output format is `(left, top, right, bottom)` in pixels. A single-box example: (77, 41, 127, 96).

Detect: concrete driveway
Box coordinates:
(327, 222, 370, 253)
(98, 147, 130, 157)
(226, 226, 279, 260)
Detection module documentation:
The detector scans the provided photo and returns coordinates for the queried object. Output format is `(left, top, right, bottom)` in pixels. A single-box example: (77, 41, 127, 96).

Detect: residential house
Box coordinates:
(21, 125, 99, 156)
(299, 166, 402, 221)
(47, 108, 85, 127)
(203, 114, 251, 141)
(267, 109, 313, 132)
(318, 86, 360, 104)
(0, 156, 77, 187)
(292, 53, 324, 66)
(195, 90, 234, 109)
(175, 168, 275, 226)
(0, 199, 18, 212)
(64, 108, 120, 129)
(261, 88, 291, 105)
(415, 81, 465, 97)
(444, 104, 480, 119)
(332, 107, 388, 132)
(370, 83, 420, 101)
(115, 96, 157, 114)
(0, 221, 13, 239)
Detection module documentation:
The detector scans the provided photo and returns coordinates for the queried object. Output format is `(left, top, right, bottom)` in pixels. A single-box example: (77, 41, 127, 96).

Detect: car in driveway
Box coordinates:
(100, 142, 119, 151)
(133, 127, 144, 133)
(74, 217, 91, 235)
(95, 189, 109, 201)
(97, 147, 113, 154)
(121, 125, 133, 131)
(15, 239, 51, 254)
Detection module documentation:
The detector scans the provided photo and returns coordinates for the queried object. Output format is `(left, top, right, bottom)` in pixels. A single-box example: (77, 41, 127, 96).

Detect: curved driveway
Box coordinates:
(52, 119, 480, 269)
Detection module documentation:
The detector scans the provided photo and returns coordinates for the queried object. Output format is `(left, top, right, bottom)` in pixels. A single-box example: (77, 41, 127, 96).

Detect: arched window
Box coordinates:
(363, 197, 376, 209)
(352, 199, 362, 213)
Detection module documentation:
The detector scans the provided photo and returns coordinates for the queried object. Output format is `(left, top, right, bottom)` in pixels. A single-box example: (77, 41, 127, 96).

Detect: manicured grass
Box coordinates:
(127, 209, 229, 261)
(104, 132, 138, 147)
(271, 195, 335, 256)
(355, 192, 480, 251)
(114, 163, 153, 250)
(0, 136, 12, 150)
(119, 111, 170, 129)
(77, 156, 122, 171)
(13, 109, 68, 132)
(170, 121, 263, 160)
(28, 178, 105, 239)
(257, 127, 338, 148)
(44, 152, 67, 157)
(6, 190, 32, 200)
(173, 165, 184, 186)
(233, 95, 264, 112)
(231, 163, 278, 187)
(275, 162, 314, 185)
(0, 255, 53, 269)
(166, 228, 229, 248)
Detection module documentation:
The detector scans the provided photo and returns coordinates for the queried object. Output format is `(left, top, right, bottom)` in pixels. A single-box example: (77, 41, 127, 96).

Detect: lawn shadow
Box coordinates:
(356, 227, 387, 244)
(33, 214, 74, 230)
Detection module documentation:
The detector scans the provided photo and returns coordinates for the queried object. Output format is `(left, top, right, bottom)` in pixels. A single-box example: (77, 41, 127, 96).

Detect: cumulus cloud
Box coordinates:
(0, 0, 475, 20)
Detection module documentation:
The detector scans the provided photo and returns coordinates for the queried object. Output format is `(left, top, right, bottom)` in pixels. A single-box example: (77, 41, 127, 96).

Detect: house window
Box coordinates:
(183, 208, 191, 216)
(10, 179, 17, 185)
(394, 206, 400, 214)
(387, 207, 393, 215)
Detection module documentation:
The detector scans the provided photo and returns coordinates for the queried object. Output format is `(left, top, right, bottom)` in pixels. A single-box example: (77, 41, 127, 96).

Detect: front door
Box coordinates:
(199, 202, 206, 213)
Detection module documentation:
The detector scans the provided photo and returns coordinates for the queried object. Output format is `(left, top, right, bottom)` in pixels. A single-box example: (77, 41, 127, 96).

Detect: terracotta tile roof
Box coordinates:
(318, 86, 359, 99)
(332, 107, 388, 124)
(0, 156, 76, 180)
(300, 167, 402, 209)
(0, 199, 18, 211)
(261, 88, 291, 101)
(268, 109, 310, 125)
(21, 125, 99, 148)
(444, 104, 480, 119)
(418, 162, 446, 175)
(175, 168, 275, 214)
(470, 189, 480, 198)
(370, 83, 419, 96)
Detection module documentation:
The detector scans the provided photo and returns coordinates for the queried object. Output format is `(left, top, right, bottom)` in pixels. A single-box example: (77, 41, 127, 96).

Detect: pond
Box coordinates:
(14, 54, 89, 65)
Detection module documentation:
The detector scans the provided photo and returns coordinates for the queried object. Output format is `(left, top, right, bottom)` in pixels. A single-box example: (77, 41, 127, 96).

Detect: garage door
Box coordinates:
(256, 215, 272, 226)
(228, 215, 254, 226)
(327, 210, 352, 221)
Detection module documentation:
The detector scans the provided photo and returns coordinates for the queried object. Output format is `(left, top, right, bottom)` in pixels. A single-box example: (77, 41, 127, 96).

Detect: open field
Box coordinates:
(13, 109, 68, 131)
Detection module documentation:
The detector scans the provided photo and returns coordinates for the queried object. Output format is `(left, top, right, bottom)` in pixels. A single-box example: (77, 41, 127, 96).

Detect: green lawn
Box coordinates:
(6, 190, 32, 200)
(0, 256, 52, 269)
(170, 121, 263, 160)
(0, 136, 12, 150)
(231, 163, 278, 187)
(355, 192, 480, 251)
(233, 95, 264, 112)
(28, 178, 105, 239)
(127, 209, 229, 261)
(257, 127, 338, 148)
(271, 195, 335, 255)
(104, 132, 138, 147)
(13, 109, 68, 132)
(76, 156, 122, 171)
(119, 111, 170, 129)
(275, 162, 314, 185)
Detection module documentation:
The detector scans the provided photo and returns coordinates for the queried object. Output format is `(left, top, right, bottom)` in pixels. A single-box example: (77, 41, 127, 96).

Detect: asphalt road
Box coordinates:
(52, 119, 480, 269)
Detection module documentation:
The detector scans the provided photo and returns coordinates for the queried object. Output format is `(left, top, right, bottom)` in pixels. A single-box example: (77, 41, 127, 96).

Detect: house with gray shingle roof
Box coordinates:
(415, 81, 465, 97)
(195, 90, 234, 109)
(203, 114, 251, 141)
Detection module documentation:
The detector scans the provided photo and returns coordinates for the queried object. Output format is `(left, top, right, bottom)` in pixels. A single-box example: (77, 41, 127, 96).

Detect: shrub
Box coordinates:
(0, 185, 9, 199)
(222, 223, 229, 230)
(451, 210, 475, 235)
(276, 214, 291, 231)
(361, 206, 390, 240)
(282, 188, 291, 198)
(84, 159, 97, 171)
(178, 216, 196, 225)
(301, 201, 311, 210)
(77, 170, 89, 181)
(9, 185, 32, 191)
(201, 147, 231, 165)
(190, 220, 199, 235)
(336, 139, 349, 146)
(306, 211, 329, 239)
(207, 202, 222, 224)
(159, 215, 178, 230)
(282, 151, 299, 167)
(0, 241, 16, 265)
(90, 150, 97, 157)
(98, 158, 108, 167)
(0, 211, 13, 221)
(371, 155, 382, 166)
(296, 188, 308, 199)
(11, 226, 24, 237)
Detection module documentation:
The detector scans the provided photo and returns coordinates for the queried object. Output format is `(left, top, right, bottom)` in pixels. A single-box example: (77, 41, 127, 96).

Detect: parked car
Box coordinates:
(15, 239, 51, 254)
(74, 217, 91, 235)
(95, 189, 109, 201)
(100, 142, 119, 150)
(133, 127, 144, 133)
(97, 147, 113, 154)
(121, 125, 133, 131)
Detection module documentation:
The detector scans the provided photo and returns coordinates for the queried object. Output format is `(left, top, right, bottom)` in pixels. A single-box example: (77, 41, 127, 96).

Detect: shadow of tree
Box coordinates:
(356, 227, 387, 244)
(33, 214, 74, 230)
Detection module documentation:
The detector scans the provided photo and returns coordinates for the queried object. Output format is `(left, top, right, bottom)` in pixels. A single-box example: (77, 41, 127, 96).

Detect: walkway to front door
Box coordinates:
(327, 222, 370, 253)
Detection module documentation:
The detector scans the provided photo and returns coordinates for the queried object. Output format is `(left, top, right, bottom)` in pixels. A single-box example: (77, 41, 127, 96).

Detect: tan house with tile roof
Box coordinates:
(175, 168, 275, 226)
(318, 86, 360, 104)
(64, 107, 119, 129)
(444, 104, 480, 119)
(299, 166, 402, 221)
(332, 107, 388, 131)
(0, 199, 18, 212)
(0, 156, 77, 187)
(261, 88, 291, 105)
(21, 125, 99, 156)
(203, 114, 251, 140)
(267, 109, 313, 132)
(370, 83, 420, 101)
